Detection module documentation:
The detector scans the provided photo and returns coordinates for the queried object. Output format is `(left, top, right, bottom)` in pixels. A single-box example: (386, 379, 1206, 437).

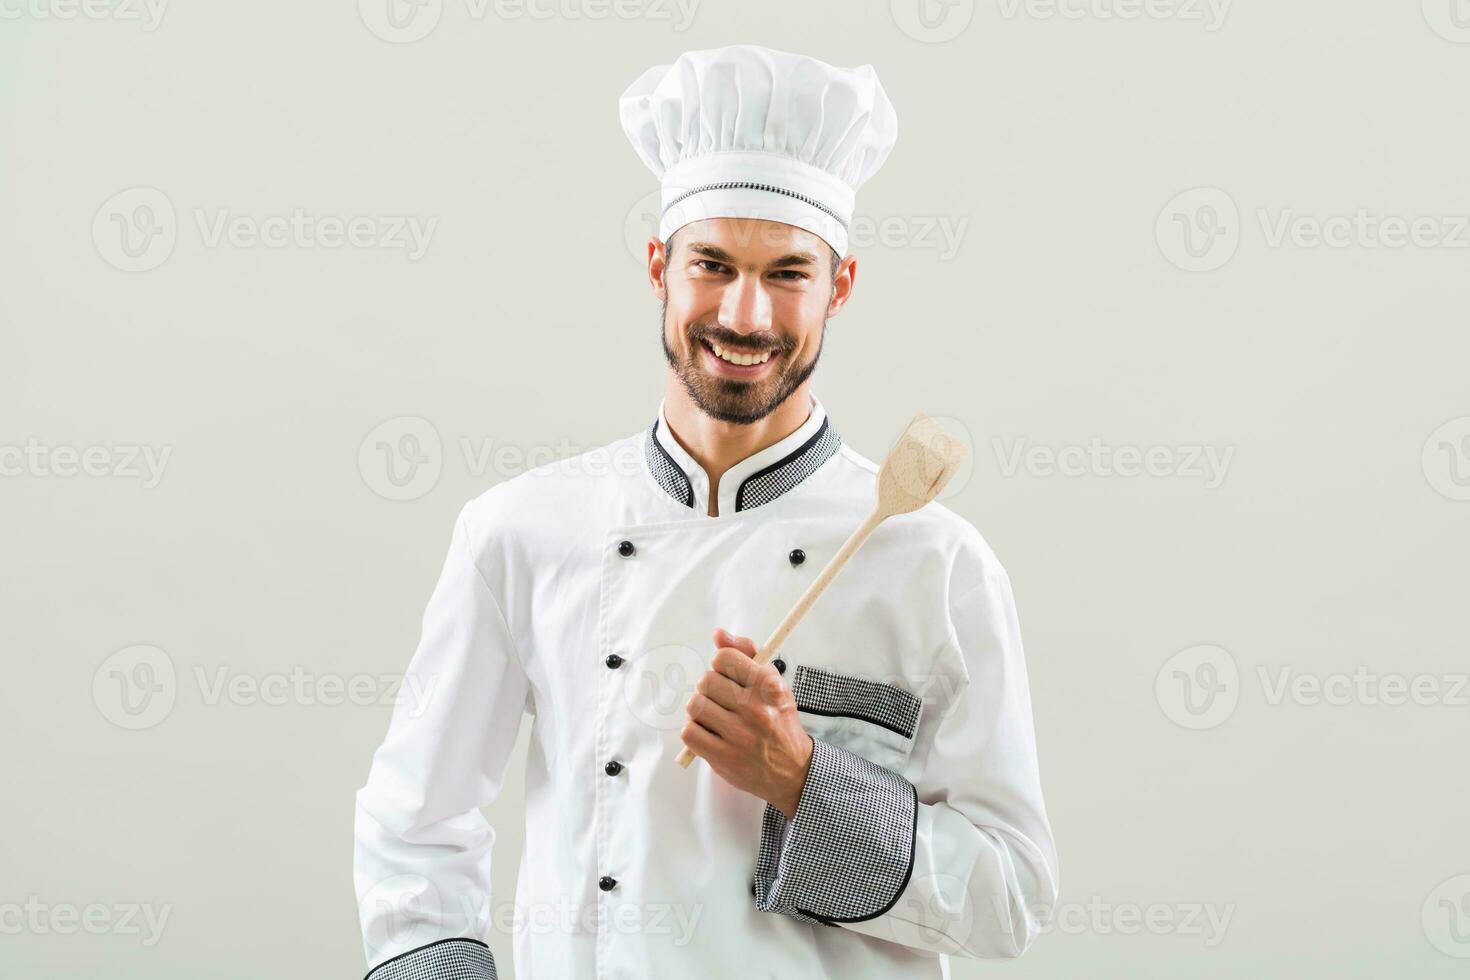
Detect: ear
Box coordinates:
(648, 236, 668, 300)
(826, 253, 856, 318)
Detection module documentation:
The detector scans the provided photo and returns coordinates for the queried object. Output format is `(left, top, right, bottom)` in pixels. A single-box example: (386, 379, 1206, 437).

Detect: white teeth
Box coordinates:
(710, 342, 773, 366)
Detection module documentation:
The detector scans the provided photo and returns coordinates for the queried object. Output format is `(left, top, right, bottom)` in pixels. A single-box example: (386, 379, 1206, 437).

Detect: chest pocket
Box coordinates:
(789, 663, 923, 773)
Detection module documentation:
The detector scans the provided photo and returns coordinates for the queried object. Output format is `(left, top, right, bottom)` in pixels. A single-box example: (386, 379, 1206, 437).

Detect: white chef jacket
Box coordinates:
(353, 392, 1059, 980)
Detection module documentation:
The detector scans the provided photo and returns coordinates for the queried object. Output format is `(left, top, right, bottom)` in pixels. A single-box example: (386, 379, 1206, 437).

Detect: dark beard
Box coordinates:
(659, 294, 824, 425)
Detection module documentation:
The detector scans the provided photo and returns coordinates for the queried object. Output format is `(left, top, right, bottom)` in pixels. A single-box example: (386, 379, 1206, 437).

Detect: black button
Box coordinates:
(788, 548, 805, 566)
(772, 658, 786, 675)
(604, 654, 624, 669)
(604, 760, 623, 776)
(618, 540, 636, 557)
(599, 875, 617, 892)
(750, 878, 758, 897)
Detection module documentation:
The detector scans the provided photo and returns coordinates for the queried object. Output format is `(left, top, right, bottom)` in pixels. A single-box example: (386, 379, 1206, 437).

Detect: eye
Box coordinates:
(694, 260, 728, 273)
(771, 270, 809, 281)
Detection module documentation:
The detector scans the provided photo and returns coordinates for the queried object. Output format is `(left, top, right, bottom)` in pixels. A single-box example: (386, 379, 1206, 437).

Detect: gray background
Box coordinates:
(3, 1, 1469, 976)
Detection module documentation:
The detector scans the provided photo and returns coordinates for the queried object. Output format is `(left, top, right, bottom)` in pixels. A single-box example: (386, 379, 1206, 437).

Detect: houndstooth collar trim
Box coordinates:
(643, 393, 842, 515)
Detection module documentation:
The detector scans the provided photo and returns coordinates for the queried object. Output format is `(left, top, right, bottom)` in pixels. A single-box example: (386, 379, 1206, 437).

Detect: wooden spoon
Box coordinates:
(675, 411, 969, 769)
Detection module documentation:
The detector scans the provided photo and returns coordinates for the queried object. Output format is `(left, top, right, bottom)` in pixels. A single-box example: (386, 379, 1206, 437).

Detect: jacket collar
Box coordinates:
(643, 392, 842, 515)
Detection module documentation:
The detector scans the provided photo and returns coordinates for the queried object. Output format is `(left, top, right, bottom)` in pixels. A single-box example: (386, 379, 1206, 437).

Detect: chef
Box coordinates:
(353, 43, 1059, 980)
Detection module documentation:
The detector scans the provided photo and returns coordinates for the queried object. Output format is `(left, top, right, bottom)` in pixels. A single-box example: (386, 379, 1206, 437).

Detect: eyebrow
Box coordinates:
(685, 242, 819, 270)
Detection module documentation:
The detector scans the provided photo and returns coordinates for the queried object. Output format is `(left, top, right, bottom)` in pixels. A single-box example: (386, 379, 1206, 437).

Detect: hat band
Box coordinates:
(661, 180, 848, 230)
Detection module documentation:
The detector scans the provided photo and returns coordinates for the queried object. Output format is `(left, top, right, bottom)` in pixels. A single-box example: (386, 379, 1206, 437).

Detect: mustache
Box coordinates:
(691, 328, 788, 354)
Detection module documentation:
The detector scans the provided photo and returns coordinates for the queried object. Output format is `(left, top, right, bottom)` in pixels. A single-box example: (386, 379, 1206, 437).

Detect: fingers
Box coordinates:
(713, 626, 758, 658)
(695, 668, 750, 712)
(711, 646, 764, 686)
(679, 716, 718, 758)
(685, 690, 737, 737)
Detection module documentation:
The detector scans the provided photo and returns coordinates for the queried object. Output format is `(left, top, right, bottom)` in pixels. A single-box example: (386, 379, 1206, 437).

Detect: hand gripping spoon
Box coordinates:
(674, 411, 969, 769)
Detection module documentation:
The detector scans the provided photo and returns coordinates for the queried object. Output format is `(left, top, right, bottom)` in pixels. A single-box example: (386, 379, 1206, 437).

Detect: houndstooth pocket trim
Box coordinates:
(364, 938, 497, 980)
(751, 735, 917, 924)
(791, 663, 923, 739)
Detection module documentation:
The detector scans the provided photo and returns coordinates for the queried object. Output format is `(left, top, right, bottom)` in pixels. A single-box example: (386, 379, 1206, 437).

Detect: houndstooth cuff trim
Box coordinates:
(751, 736, 917, 925)
(364, 938, 497, 980)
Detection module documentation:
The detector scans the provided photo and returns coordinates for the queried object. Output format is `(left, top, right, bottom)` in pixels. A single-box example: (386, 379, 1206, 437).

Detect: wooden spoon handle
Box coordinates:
(674, 508, 884, 768)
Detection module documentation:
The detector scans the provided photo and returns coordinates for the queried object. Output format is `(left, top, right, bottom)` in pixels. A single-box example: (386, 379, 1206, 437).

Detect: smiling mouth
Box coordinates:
(699, 337, 779, 368)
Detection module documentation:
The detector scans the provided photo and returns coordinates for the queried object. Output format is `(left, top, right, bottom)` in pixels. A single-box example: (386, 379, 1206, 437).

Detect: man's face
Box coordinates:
(654, 218, 848, 426)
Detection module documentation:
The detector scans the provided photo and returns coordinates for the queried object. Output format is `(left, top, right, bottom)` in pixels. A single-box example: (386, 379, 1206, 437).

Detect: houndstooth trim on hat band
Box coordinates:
(363, 938, 497, 980)
(662, 180, 849, 230)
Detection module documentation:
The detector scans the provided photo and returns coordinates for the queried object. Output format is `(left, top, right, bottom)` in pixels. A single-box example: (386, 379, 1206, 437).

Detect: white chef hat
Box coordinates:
(618, 44, 898, 259)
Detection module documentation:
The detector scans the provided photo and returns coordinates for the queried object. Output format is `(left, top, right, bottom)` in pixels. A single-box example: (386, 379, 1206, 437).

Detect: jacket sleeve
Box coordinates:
(353, 501, 531, 980)
(750, 569, 1059, 958)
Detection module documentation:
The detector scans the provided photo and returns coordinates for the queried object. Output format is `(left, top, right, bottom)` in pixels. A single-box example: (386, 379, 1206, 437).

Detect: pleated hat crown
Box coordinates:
(618, 44, 898, 258)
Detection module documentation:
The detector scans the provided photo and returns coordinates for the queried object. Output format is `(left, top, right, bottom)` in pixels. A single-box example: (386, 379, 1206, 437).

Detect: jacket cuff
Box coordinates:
(364, 938, 497, 980)
(751, 735, 917, 924)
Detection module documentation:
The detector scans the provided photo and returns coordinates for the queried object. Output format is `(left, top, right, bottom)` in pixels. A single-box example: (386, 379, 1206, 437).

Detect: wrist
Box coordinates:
(776, 733, 814, 820)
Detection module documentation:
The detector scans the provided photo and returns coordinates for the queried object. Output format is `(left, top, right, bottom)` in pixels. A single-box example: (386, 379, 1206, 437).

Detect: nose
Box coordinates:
(717, 269, 773, 342)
